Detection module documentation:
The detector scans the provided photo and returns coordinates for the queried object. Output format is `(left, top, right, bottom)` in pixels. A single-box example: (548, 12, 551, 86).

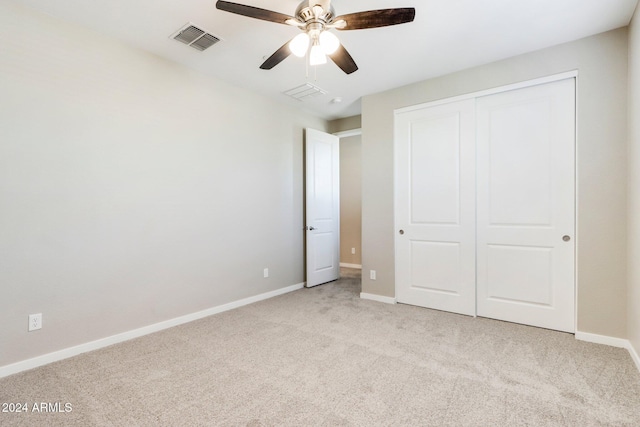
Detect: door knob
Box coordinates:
(399, 229, 404, 235)
(307, 226, 316, 231)
(562, 235, 571, 242)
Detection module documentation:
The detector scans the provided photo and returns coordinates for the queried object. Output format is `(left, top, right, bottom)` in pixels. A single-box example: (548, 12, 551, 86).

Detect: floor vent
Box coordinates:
(171, 23, 220, 51)
(284, 83, 328, 101)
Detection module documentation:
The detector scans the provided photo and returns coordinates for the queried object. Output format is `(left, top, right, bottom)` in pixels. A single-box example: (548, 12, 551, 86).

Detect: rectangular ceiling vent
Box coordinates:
(171, 23, 220, 51)
(284, 83, 328, 101)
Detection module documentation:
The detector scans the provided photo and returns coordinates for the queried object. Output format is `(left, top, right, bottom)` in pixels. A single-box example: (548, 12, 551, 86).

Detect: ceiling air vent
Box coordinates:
(284, 83, 328, 101)
(171, 23, 220, 51)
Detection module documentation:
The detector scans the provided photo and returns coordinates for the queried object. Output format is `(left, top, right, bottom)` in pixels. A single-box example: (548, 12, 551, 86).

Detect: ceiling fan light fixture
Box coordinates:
(319, 31, 340, 54)
(309, 43, 327, 65)
(290, 33, 310, 57)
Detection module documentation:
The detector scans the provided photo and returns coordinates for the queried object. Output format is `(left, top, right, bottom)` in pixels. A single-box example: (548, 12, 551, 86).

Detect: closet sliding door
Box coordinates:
(394, 77, 576, 333)
(395, 99, 476, 316)
(476, 79, 576, 333)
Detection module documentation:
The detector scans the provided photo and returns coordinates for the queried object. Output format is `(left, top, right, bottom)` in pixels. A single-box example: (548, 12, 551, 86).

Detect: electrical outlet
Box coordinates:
(263, 268, 269, 278)
(370, 270, 376, 280)
(351, 248, 356, 254)
(28, 313, 42, 331)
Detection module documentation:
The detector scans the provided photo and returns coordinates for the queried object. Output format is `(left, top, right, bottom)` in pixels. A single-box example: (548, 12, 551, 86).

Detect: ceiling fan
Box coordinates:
(215, 0, 416, 74)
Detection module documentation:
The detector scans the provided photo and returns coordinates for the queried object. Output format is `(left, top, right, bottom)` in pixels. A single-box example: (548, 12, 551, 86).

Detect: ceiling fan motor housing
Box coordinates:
(295, 1, 335, 27)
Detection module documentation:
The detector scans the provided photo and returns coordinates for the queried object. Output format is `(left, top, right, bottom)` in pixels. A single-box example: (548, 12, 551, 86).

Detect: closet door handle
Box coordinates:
(399, 229, 405, 235)
(562, 235, 571, 242)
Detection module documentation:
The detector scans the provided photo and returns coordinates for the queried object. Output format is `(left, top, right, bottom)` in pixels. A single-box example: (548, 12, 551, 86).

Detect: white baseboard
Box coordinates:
(629, 341, 640, 373)
(0, 282, 305, 379)
(340, 263, 362, 269)
(360, 292, 396, 304)
(576, 331, 640, 373)
(575, 331, 628, 348)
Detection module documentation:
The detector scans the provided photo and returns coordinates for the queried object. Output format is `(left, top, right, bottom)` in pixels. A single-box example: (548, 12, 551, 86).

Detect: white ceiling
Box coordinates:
(11, 0, 639, 120)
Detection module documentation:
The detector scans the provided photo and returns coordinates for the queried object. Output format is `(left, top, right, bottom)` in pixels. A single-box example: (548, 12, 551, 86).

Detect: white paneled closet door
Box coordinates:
(395, 99, 477, 316)
(476, 79, 576, 332)
(394, 77, 576, 333)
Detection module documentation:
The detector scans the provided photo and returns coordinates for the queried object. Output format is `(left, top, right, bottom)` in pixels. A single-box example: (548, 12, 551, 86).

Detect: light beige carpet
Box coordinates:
(1, 268, 639, 426)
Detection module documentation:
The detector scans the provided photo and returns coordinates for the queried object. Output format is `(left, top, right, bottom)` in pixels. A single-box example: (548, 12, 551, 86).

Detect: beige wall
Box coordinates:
(628, 7, 640, 357)
(329, 116, 363, 267)
(362, 28, 629, 338)
(329, 115, 362, 134)
(0, 2, 326, 367)
(339, 135, 362, 266)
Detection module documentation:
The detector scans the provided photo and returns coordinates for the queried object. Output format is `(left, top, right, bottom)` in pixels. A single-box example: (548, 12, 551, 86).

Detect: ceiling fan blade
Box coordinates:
(329, 44, 358, 74)
(333, 8, 415, 30)
(216, 1, 294, 25)
(260, 40, 292, 70)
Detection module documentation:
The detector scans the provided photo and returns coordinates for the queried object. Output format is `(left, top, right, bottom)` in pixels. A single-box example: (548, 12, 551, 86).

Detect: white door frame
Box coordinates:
(395, 71, 578, 115)
(334, 128, 362, 138)
(394, 71, 579, 330)
(333, 128, 363, 270)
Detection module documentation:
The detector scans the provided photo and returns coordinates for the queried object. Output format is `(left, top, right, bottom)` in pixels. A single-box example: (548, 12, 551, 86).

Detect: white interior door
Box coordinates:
(305, 128, 340, 287)
(476, 78, 576, 332)
(395, 99, 476, 316)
